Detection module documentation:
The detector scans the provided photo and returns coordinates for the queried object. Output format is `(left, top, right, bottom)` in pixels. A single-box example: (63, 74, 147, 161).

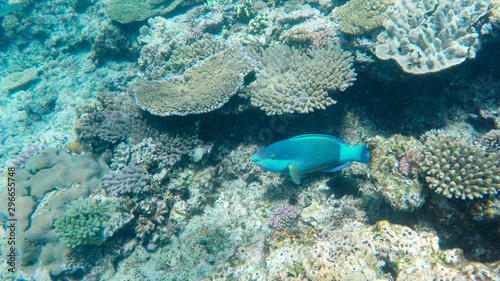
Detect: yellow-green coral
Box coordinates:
(233, 0, 255, 23)
(489, 0, 500, 27)
(54, 198, 112, 248)
(365, 134, 425, 211)
(333, 0, 394, 35)
(248, 12, 270, 34)
(279, 26, 314, 46)
(420, 130, 500, 200)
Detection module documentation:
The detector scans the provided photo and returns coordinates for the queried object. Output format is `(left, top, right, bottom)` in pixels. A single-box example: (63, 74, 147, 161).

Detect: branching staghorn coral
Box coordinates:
(76, 91, 197, 165)
(103, 163, 151, 194)
(246, 44, 356, 115)
(420, 130, 500, 200)
(134, 47, 257, 116)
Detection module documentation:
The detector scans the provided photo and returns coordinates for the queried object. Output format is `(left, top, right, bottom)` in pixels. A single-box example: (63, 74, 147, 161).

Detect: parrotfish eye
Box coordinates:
(271, 154, 276, 159)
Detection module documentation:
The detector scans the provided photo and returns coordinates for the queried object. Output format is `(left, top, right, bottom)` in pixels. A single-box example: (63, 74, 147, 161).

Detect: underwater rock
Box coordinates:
(365, 134, 425, 211)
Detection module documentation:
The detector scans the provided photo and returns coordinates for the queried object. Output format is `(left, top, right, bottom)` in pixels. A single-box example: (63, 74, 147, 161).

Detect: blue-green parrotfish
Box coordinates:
(0, 2, 22, 18)
(252, 134, 370, 184)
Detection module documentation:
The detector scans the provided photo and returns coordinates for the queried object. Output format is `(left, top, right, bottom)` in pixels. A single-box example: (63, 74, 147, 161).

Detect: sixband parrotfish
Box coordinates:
(252, 134, 370, 184)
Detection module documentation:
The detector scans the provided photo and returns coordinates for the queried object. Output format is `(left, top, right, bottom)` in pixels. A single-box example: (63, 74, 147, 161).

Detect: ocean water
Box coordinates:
(1, 0, 500, 280)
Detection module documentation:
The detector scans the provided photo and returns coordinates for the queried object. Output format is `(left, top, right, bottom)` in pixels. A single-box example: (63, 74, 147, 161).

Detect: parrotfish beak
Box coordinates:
(252, 153, 265, 168)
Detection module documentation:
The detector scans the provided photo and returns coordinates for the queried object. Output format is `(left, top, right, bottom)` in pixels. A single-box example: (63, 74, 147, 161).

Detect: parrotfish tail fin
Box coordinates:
(359, 144, 370, 164)
(288, 164, 302, 185)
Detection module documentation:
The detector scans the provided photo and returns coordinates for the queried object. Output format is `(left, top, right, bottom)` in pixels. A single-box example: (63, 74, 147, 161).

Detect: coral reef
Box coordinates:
(75, 92, 145, 146)
(483, 129, 500, 152)
(2, 0, 500, 279)
(246, 44, 356, 115)
(0, 66, 41, 92)
(420, 130, 500, 200)
(365, 134, 425, 211)
(332, 0, 394, 35)
(134, 47, 257, 116)
(104, 163, 151, 194)
(303, 221, 500, 280)
(76, 92, 197, 164)
(375, 0, 489, 74)
(268, 203, 301, 230)
(136, 9, 229, 80)
(168, 36, 225, 73)
(54, 198, 113, 248)
(0, 148, 107, 275)
(398, 147, 425, 178)
(9, 142, 46, 168)
(105, 0, 189, 24)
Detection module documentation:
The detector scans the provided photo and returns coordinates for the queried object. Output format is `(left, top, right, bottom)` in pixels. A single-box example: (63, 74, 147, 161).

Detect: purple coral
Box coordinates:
(399, 147, 425, 178)
(269, 203, 300, 230)
(103, 163, 150, 194)
(10, 142, 46, 168)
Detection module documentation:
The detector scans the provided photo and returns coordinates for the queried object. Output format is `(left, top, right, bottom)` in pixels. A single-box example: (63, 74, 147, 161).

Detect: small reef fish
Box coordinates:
(0, 2, 22, 17)
(252, 134, 370, 184)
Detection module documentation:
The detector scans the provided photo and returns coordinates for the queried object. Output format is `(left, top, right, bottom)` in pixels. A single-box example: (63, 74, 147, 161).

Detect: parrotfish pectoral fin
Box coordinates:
(321, 163, 351, 172)
(288, 164, 302, 185)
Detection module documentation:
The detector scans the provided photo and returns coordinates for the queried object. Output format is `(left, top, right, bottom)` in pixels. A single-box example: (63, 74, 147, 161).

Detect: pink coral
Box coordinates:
(399, 147, 424, 178)
(269, 203, 300, 230)
(10, 142, 46, 168)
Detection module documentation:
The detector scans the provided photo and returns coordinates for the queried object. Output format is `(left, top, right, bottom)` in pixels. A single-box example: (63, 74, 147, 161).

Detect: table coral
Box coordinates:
(134, 47, 257, 116)
(105, 0, 188, 24)
(247, 44, 356, 115)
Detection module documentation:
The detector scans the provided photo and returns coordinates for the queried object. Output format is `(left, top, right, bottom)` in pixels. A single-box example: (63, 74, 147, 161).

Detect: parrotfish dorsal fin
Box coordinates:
(320, 163, 351, 172)
(288, 164, 302, 185)
(290, 134, 349, 146)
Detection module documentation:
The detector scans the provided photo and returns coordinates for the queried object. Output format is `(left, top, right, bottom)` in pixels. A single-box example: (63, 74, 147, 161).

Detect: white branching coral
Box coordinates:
(246, 44, 356, 115)
(375, 0, 489, 74)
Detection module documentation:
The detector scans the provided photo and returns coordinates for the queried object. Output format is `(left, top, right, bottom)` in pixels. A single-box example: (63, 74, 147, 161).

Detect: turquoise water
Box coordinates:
(1, 0, 500, 280)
